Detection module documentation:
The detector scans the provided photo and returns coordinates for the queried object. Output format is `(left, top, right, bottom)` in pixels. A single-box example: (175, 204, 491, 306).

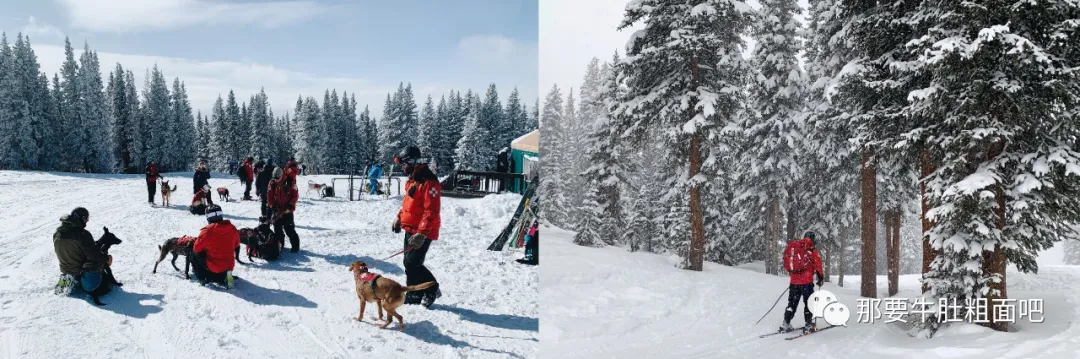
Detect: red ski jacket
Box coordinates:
(146, 165, 159, 183)
(267, 180, 298, 214)
(398, 166, 441, 240)
(241, 160, 254, 182)
(788, 237, 824, 285)
(193, 220, 240, 273)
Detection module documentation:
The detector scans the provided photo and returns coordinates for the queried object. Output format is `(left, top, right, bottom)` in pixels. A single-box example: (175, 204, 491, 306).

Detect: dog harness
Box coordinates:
(355, 271, 382, 300)
(177, 236, 197, 246)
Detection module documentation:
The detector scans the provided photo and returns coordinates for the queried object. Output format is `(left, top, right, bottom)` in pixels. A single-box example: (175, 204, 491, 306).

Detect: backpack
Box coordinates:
(783, 240, 812, 273)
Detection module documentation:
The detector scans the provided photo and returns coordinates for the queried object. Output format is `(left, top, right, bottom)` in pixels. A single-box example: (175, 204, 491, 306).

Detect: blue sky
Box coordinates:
(0, 0, 538, 116)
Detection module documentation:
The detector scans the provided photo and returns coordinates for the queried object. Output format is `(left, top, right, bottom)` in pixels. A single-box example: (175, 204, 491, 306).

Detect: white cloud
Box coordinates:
(58, 0, 328, 33)
(22, 16, 65, 39)
(32, 44, 442, 118)
(458, 34, 527, 66)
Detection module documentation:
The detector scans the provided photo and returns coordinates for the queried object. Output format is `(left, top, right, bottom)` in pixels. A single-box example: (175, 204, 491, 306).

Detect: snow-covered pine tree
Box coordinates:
(418, 95, 437, 160)
(360, 105, 376, 166)
(0, 33, 13, 169)
(346, 93, 360, 172)
(295, 97, 322, 169)
(1064, 240, 1080, 265)
(480, 84, 503, 166)
(144, 66, 172, 170)
(77, 46, 111, 172)
(171, 79, 196, 169)
(539, 84, 568, 226)
(48, 74, 65, 170)
(240, 101, 251, 161)
(615, 0, 753, 270)
(503, 87, 524, 149)
(455, 93, 489, 171)
(401, 83, 419, 148)
(248, 88, 272, 159)
(737, 0, 807, 274)
(324, 89, 339, 172)
(209, 96, 229, 166)
(223, 90, 241, 170)
(443, 90, 466, 171)
(195, 111, 211, 163)
(433, 95, 449, 174)
(57, 37, 80, 170)
(574, 55, 629, 247)
(530, 99, 539, 130)
(123, 70, 146, 167)
(378, 92, 400, 164)
(11, 34, 46, 170)
(107, 64, 133, 171)
(904, 0, 1080, 335)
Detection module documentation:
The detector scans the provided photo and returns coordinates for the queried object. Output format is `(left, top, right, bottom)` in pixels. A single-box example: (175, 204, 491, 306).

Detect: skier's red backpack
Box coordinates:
(783, 240, 812, 273)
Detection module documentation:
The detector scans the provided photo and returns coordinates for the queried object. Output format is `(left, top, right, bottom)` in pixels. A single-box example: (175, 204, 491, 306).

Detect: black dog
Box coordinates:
(153, 236, 245, 279)
(238, 217, 278, 261)
(87, 227, 123, 305)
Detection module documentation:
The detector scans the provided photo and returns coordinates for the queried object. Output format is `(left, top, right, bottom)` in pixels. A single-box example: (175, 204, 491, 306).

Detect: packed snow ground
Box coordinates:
(0, 171, 538, 358)
(541, 226, 1080, 359)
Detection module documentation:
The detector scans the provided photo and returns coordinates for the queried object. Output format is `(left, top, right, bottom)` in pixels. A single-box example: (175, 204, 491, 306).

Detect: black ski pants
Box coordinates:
(403, 232, 438, 302)
(274, 213, 300, 251)
(147, 180, 156, 203)
(784, 283, 814, 325)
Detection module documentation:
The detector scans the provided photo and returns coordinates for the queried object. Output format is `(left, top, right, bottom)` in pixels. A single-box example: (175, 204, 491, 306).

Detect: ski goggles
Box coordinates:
(394, 156, 430, 165)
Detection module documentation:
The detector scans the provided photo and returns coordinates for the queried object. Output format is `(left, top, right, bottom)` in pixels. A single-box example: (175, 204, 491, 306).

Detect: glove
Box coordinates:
(815, 272, 824, 287)
(107, 255, 113, 266)
(408, 233, 427, 248)
(392, 218, 402, 234)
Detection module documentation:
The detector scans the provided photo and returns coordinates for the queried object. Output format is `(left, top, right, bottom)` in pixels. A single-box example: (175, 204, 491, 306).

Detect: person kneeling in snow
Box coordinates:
(780, 231, 825, 334)
(191, 204, 240, 289)
(53, 207, 112, 296)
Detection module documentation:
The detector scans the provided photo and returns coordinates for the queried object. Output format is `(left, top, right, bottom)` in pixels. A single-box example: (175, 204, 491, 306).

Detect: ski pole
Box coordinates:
(754, 286, 790, 325)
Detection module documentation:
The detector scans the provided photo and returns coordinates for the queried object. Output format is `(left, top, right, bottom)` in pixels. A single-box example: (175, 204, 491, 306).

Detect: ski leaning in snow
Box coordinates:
(488, 176, 539, 251)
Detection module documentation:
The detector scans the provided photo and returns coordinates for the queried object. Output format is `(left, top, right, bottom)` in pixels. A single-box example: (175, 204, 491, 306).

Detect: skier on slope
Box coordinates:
(780, 231, 825, 334)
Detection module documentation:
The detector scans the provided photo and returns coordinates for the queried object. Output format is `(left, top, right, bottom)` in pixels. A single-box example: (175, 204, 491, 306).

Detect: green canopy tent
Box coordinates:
(510, 130, 539, 194)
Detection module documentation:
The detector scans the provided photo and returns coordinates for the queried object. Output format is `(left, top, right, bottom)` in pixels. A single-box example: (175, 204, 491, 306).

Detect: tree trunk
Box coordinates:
(824, 239, 832, 282)
(839, 226, 847, 287)
(861, 148, 877, 298)
(763, 208, 774, 275)
(888, 210, 900, 296)
(687, 132, 705, 271)
(786, 193, 798, 242)
(983, 140, 1008, 332)
(920, 147, 937, 294)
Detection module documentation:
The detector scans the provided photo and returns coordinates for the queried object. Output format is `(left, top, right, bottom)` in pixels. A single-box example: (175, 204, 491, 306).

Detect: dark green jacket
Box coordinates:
(53, 215, 107, 276)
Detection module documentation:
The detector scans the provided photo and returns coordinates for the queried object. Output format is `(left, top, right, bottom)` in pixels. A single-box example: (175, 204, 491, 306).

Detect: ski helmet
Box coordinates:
(395, 146, 422, 165)
(205, 204, 224, 223)
(805, 231, 816, 245)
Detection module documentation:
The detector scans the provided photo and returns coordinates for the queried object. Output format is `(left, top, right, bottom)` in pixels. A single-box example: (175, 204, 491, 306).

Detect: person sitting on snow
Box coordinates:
(53, 207, 111, 295)
(779, 231, 825, 334)
(191, 204, 240, 289)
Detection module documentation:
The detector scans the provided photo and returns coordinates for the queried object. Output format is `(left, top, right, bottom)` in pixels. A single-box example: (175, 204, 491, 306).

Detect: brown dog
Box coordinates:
(348, 260, 435, 329)
(160, 180, 177, 206)
(217, 187, 230, 202)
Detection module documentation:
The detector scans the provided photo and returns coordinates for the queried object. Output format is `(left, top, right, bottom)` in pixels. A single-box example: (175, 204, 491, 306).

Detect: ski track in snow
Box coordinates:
(0, 171, 538, 358)
(542, 225, 1080, 359)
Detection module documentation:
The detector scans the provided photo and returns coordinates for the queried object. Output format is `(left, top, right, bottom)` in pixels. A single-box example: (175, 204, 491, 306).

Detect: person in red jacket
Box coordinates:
(284, 158, 300, 182)
(268, 170, 300, 252)
(780, 231, 825, 334)
(192, 204, 240, 289)
(240, 157, 255, 200)
(145, 161, 160, 204)
(392, 146, 442, 307)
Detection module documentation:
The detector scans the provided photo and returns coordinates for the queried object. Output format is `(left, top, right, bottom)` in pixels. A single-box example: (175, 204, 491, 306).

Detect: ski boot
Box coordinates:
(778, 322, 794, 333)
(226, 271, 235, 290)
(55, 274, 76, 296)
(802, 322, 816, 334)
(422, 287, 442, 309)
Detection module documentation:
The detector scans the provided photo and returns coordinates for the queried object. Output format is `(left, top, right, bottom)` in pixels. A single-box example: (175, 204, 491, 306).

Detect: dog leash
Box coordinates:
(381, 245, 414, 261)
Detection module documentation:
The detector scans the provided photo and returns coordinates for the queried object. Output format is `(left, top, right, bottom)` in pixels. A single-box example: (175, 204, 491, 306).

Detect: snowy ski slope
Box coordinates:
(541, 225, 1080, 359)
(0, 171, 538, 358)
